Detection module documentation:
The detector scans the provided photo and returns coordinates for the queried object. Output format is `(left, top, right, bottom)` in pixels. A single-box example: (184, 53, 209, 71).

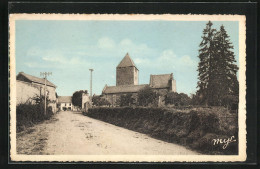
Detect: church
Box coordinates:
(101, 53, 176, 106)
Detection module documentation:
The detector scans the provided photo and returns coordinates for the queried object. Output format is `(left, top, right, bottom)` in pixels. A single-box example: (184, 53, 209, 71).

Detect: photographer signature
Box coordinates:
(212, 136, 236, 149)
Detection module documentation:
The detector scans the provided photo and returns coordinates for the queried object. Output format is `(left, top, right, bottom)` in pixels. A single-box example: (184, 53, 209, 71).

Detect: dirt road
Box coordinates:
(17, 111, 198, 155)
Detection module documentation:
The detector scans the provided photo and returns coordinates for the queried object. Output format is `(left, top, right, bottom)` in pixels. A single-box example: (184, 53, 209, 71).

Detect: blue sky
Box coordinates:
(15, 20, 239, 96)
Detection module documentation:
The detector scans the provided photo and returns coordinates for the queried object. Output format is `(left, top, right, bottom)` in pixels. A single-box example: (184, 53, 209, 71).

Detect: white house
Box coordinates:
(57, 96, 74, 111)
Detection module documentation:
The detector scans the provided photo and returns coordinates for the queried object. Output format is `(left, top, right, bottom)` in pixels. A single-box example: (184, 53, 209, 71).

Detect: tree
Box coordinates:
(92, 95, 111, 106)
(210, 25, 239, 106)
(72, 90, 88, 107)
(137, 86, 158, 107)
(120, 93, 135, 107)
(165, 92, 191, 106)
(197, 21, 217, 105)
(197, 22, 238, 106)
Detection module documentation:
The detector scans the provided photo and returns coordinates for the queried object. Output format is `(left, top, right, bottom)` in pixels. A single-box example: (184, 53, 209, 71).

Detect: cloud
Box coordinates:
(118, 38, 155, 57)
(42, 54, 83, 65)
(97, 37, 116, 49)
(134, 58, 151, 65)
(73, 37, 157, 61)
(24, 46, 90, 70)
(179, 55, 196, 66)
(133, 49, 196, 73)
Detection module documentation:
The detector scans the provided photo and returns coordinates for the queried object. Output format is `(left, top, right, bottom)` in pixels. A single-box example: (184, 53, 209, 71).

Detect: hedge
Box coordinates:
(16, 103, 54, 132)
(84, 107, 238, 155)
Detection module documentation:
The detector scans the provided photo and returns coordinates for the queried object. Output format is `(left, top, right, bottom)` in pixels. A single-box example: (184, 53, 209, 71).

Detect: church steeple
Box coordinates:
(116, 53, 139, 86)
(117, 53, 138, 70)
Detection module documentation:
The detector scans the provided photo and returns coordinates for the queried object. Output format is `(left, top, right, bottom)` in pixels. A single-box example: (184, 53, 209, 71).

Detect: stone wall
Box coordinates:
(102, 92, 139, 107)
(170, 79, 177, 92)
(116, 67, 138, 86)
(134, 68, 139, 85)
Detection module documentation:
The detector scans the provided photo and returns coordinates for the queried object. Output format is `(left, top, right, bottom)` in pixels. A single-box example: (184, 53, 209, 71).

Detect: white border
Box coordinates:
(9, 14, 246, 162)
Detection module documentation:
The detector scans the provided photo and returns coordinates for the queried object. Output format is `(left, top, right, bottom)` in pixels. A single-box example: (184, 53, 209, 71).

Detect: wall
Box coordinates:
(82, 93, 90, 111)
(44, 84, 57, 113)
(134, 68, 139, 85)
(116, 67, 138, 86)
(16, 80, 57, 112)
(102, 92, 139, 107)
(170, 80, 177, 92)
(16, 80, 41, 104)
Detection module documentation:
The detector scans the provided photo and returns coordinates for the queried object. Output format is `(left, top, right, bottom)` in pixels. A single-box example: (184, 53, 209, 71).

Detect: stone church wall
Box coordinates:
(116, 67, 138, 86)
(172, 80, 177, 92)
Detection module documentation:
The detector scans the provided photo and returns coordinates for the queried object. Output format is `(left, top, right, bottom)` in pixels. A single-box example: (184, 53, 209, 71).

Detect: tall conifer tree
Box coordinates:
(197, 22, 239, 106)
(211, 25, 239, 106)
(197, 21, 216, 105)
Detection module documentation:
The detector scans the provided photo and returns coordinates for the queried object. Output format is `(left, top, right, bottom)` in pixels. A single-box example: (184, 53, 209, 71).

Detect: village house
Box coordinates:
(57, 92, 90, 111)
(101, 53, 176, 106)
(16, 72, 57, 112)
(57, 96, 75, 111)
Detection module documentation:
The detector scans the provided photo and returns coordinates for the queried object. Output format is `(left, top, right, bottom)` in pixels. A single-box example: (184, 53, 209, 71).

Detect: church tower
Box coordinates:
(116, 53, 139, 86)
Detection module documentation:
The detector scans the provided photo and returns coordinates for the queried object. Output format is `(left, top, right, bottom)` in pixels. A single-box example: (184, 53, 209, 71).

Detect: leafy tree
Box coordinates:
(190, 93, 200, 105)
(72, 90, 88, 107)
(137, 86, 158, 107)
(165, 92, 191, 106)
(92, 95, 111, 106)
(120, 93, 135, 107)
(165, 92, 179, 105)
(179, 93, 191, 106)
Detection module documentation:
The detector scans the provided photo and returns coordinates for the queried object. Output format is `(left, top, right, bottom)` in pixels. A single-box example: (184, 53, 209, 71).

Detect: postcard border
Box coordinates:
(9, 14, 247, 163)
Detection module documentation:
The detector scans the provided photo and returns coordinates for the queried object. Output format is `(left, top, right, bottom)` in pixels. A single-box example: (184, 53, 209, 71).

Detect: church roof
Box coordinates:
(102, 84, 148, 94)
(117, 53, 138, 69)
(149, 73, 173, 89)
(16, 72, 56, 88)
(58, 96, 72, 103)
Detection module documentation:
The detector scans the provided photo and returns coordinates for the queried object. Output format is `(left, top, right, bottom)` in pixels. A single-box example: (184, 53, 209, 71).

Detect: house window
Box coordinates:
(65, 103, 66, 106)
(69, 103, 71, 106)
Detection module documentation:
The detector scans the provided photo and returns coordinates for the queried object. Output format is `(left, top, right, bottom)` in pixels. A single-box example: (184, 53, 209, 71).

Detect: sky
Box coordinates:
(15, 20, 239, 96)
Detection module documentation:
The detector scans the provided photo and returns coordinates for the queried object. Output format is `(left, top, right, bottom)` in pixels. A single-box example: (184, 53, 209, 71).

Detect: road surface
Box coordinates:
(17, 111, 198, 155)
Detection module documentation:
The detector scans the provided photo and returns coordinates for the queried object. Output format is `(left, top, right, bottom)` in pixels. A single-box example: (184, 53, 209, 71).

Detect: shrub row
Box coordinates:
(85, 107, 238, 155)
(16, 103, 53, 132)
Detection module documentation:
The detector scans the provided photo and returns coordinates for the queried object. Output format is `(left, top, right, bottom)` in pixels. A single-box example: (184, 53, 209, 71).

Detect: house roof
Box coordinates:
(17, 72, 56, 88)
(102, 84, 148, 94)
(58, 96, 72, 103)
(150, 74, 173, 89)
(117, 53, 138, 69)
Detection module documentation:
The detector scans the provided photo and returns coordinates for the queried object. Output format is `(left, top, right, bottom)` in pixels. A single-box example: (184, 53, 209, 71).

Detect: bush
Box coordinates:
(16, 96, 54, 132)
(85, 107, 238, 155)
(92, 95, 111, 106)
(165, 92, 191, 106)
(120, 94, 135, 107)
(137, 86, 158, 106)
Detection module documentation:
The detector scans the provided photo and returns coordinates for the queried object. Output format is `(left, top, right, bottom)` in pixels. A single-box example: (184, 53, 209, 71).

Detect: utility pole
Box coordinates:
(89, 69, 93, 98)
(40, 72, 52, 115)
